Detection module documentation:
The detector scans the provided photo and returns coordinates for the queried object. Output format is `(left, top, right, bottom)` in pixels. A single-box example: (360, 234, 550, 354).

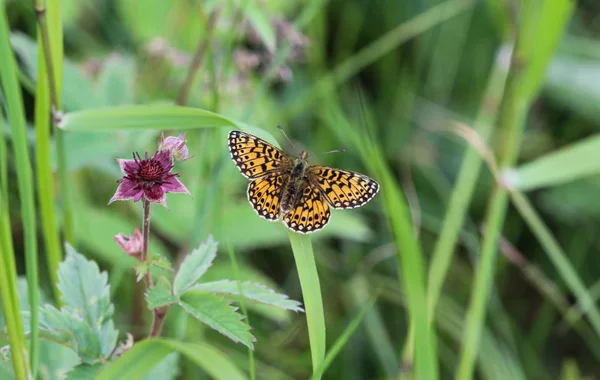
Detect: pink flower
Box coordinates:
(158, 132, 193, 161)
(108, 150, 190, 207)
(114, 228, 143, 257)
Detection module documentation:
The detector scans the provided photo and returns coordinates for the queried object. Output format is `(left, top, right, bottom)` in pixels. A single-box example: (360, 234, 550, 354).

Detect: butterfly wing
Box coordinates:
(283, 184, 331, 234)
(247, 173, 286, 221)
(228, 130, 293, 179)
(308, 166, 379, 209)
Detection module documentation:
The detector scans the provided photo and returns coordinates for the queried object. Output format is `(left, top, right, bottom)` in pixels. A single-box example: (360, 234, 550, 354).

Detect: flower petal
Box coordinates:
(109, 179, 143, 204)
(153, 150, 173, 169)
(144, 185, 167, 207)
(117, 158, 138, 176)
(162, 176, 190, 194)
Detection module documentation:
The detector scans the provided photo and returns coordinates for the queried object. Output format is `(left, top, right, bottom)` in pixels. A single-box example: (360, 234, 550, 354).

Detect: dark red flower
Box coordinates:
(108, 150, 190, 207)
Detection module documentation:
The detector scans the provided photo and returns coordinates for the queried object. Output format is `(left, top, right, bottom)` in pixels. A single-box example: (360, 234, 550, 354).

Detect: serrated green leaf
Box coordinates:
(58, 245, 119, 358)
(152, 257, 173, 272)
(190, 280, 303, 312)
(39, 306, 101, 364)
(145, 277, 178, 310)
(66, 363, 104, 380)
(173, 237, 218, 295)
(135, 260, 151, 283)
(39, 340, 81, 380)
(179, 291, 255, 349)
(96, 339, 246, 380)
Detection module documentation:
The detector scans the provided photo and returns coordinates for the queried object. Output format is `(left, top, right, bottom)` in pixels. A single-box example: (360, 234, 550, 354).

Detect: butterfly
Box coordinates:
(227, 130, 379, 234)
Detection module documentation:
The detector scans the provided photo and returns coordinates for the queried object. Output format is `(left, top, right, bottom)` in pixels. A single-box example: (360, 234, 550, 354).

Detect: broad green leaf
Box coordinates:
(97, 339, 246, 380)
(39, 340, 80, 380)
(179, 291, 255, 349)
(38, 306, 101, 364)
(141, 352, 179, 380)
(190, 280, 303, 312)
(58, 245, 119, 358)
(173, 237, 218, 295)
(66, 363, 104, 380)
(145, 277, 179, 309)
(509, 134, 600, 191)
(98, 54, 136, 106)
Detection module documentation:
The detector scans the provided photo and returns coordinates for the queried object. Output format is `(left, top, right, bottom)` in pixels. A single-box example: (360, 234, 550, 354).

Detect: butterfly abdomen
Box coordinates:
(280, 159, 309, 214)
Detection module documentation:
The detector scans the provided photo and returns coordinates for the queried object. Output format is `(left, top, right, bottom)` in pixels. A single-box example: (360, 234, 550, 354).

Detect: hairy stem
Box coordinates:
(149, 306, 169, 338)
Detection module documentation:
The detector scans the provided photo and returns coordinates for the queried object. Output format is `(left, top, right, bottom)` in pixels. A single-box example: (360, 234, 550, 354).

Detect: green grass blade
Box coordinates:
(58, 105, 278, 144)
(427, 44, 512, 319)
(284, 0, 475, 119)
(510, 191, 600, 338)
(0, 5, 40, 376)
(34, 0, 63, 304)
(97, 339, 247, 380)
(509, 134, 600, 191)
(311, 292, 377, 380)
(457, 1, 573, 377)
(0, 212, 28, 380)
(0, 117, 26, 379)
(319, 100, 437, 379)
(287, 231, 326, 378)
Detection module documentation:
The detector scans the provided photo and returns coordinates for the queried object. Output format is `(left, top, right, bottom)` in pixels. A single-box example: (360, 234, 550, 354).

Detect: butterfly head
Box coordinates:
(292, 151, 310, 179)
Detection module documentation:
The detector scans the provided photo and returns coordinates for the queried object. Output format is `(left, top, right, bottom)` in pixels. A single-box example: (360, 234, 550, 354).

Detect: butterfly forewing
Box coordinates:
(308, 166, 379, 209)
(228, 130, 293, 179)
(247, 173, 286, 221)
(283, 185, 331, 233)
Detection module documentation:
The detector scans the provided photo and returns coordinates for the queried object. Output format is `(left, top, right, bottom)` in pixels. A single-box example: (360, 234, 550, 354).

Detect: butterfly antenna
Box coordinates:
(277, 125, 299, 152)
(306, 149, 345, 159)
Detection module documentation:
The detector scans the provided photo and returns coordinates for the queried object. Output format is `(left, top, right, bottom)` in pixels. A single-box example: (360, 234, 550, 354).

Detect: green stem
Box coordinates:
(176, 9, 220, 106)
(0, 6, 40, 377)
(37, 0, 74, 244)
(142, 199, 153, 287)
(288, 231, 326, 378)
(426, 43, 512, 319)
(34, 0, 63, 304)
(456, 26, 529, 380)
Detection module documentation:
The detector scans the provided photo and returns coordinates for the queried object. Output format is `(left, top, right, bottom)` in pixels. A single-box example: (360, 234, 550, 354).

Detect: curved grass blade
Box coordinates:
(96, 339, 247, 380)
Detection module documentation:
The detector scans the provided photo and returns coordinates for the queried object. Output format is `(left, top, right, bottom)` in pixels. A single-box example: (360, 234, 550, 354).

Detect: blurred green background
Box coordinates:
(3, 0, 600, 378)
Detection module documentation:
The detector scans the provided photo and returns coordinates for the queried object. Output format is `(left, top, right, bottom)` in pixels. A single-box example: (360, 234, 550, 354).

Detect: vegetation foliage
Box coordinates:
(2, 0, 600, 379)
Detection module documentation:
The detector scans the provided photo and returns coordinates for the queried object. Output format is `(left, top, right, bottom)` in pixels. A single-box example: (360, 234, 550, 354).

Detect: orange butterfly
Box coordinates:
(228, 130, 379, 233)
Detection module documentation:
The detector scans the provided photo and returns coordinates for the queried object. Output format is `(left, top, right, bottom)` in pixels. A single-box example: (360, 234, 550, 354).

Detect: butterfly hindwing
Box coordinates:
(228, 130, 293, 179)
(247, 174, 286, 221)
(283, 185, 331, 234)
(309, 166, 379, 209)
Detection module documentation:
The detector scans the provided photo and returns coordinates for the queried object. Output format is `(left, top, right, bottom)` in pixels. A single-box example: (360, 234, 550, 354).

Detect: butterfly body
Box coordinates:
(228, 130, 379, 234)
(280, 151, 310, 214)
